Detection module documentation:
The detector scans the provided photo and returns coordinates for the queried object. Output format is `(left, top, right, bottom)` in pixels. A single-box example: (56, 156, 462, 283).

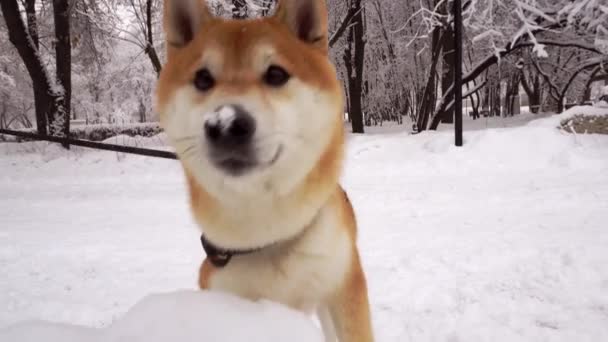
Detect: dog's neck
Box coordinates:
(199, 210, 318, 267)
(186, 169, 338, 251)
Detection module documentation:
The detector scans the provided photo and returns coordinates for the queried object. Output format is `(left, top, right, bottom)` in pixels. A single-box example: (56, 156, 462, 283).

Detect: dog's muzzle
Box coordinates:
(204, 104, 258, 175)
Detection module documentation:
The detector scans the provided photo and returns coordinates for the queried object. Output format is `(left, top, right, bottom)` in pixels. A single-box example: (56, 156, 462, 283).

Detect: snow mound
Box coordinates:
(559, 105, 608, 119)
(524, 105, 608, 129)
(0, 291, 322, 342)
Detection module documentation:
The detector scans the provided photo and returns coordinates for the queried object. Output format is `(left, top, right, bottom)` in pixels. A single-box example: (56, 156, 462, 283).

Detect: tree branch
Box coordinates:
(329, 7, 360, 48)
(532, 58, 560, 99)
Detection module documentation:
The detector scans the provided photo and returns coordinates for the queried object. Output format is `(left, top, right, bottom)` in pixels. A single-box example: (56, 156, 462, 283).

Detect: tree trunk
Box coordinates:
(0, 0, 66, 135)
(581, 67, 601, 103)
(24, 0, 39, 48)
(541, 89, 559, 113)
(481, 82, 489, 112)
(493, 83, 501, 117)
(145, 0, 162, 76)
(343, 28, 354, 124)
(440, 2, 455, 124)
(53, 0, 71, 142)
(487, 81, 500, 117)
(467, 79, 482, 119)
(417, 25, 442, 131)
(139, 99, 147, 123)
(505, 73, 520, 116)
(470, 92, 479, 119)
(520, 70, 541, 113)
(344, 0, 365, 134)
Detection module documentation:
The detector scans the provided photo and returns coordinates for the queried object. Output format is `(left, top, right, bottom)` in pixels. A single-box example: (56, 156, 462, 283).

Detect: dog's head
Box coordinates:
(156, 0, 344, 199)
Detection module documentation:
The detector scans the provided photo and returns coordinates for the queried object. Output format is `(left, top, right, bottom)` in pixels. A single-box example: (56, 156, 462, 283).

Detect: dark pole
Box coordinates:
(454, 0, 463, 146)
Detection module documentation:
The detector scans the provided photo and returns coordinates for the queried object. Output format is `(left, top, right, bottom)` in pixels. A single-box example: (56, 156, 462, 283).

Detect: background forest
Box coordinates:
(1, 0, 607, 137)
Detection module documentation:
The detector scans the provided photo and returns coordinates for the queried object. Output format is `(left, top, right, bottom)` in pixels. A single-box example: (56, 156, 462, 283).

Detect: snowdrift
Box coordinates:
(2, 113, 608, 340)
(0, 291, 322, 342)
(559, 105, 608, 119)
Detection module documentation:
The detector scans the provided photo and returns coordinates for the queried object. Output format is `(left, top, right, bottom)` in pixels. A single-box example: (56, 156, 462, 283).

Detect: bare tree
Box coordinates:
(120, 0, 163, 76)
(144, 0, 162, 74)
(343, 0, 366, 133)
(53, 0, 71, 141)
(1, 0, 66, 136)
(24, 0, 39, 48)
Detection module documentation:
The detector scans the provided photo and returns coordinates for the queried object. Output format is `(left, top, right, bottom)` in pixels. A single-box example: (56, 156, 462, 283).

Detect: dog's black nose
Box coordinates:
(204, 105, 256, 147)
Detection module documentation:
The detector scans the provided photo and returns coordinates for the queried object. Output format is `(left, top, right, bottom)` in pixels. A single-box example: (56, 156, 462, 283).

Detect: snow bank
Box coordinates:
(0, 291, 322, 342)
(2, 114, 608, 341)
(558, 105, 608, 119)
(527, 105, 608, 129)
(101, 133, 171, 149)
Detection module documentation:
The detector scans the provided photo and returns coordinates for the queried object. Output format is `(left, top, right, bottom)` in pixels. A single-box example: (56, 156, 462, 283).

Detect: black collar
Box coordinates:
(200, 211, 320, 268)
(200, 234, 266, 267)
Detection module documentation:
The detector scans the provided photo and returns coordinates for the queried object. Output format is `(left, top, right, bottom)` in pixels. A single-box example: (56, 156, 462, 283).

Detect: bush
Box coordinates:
(560, 115, 608, 135)
(69, 123, 163, 141)
(1, 123, 164, 142)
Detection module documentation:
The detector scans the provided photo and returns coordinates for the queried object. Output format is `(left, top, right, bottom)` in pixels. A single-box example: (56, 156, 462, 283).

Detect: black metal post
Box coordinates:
(454, 0, 463, 146)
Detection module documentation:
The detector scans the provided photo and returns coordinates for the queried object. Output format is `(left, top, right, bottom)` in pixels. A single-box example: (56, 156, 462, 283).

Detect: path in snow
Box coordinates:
(1, 112, 608, 341)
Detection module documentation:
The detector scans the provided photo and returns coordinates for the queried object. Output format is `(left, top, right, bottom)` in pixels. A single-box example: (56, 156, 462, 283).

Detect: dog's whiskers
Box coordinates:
(180, 145, 199, 159)
(173, 135, 198, 143)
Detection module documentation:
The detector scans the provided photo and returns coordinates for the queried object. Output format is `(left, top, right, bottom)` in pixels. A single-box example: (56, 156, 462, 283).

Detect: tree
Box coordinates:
(53, 0, 71, 140)
(343, 0, 366, 134)
(425, 0, 608, 130)
(416, 23, 443, 132)
(440, 0, 455, 124)
(1, 0, 66, 136)
(4, 0, 606, 137)
(117, 0, 163, 76)
(519, 51, 542, 113)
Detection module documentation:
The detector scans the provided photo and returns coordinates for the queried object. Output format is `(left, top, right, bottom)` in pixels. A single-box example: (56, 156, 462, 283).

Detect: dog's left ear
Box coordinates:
(273, 0, 329, 52)
(163, 0, 213, 48)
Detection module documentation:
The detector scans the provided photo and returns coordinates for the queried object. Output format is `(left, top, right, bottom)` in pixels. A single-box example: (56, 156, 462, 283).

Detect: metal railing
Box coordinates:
(0, 128, 178, 160)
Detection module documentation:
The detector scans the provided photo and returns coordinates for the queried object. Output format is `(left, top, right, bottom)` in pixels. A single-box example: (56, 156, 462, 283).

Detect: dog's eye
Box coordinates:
(263, 65, 290, 87)
(194, 68, 215, 91)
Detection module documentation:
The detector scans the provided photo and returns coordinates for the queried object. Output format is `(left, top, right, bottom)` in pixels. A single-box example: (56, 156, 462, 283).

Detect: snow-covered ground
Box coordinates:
(1, 112, 608, 341)
(363, 110, 554, 135)
(0, 291, 322, 342)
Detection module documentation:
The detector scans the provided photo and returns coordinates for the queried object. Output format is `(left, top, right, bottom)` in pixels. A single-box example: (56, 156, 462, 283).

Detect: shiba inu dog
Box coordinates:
(155, 0, 373, 340)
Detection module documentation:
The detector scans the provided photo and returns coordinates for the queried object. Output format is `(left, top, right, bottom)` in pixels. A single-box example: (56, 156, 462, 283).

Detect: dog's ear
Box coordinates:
(163, 0, 212, 48)
(273, 0, 329, 52)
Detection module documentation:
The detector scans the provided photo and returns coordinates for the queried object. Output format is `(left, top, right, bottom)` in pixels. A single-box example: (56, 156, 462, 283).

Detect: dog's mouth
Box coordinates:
(211, 144, 283, 176)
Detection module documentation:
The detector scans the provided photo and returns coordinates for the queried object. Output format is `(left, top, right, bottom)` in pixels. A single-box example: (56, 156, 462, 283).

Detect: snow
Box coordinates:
(471, 29, 503, 43)
(2, 113, 608, 341)
(0, 291, 322, 342)
(550, 105, 608, 121)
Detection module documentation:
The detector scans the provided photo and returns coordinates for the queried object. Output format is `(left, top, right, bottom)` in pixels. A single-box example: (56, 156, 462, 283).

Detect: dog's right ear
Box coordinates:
(163, 0, 212, 48)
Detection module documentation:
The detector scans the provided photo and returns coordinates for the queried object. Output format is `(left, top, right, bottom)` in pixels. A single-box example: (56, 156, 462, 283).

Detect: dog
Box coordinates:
(155, 0, 373, 340)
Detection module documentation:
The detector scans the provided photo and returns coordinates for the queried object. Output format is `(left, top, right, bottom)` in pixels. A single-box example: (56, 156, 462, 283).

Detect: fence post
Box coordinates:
(454, 0, 463, 146)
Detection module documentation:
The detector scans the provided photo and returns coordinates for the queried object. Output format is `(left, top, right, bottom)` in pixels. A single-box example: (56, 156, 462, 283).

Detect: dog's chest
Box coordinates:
(206, 208, 351, 312)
